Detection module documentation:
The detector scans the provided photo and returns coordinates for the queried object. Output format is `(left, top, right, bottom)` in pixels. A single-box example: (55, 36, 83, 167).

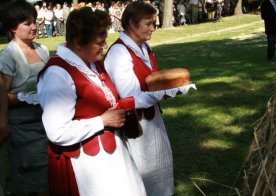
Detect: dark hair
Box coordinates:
(3, 0, 37, 40)
(121, 1, 157, 31)
(66, 8, 111, 47)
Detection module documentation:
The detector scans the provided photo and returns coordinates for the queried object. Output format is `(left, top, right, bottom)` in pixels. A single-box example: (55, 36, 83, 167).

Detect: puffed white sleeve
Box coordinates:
(104, 44, 158, 109)
(37, 66, 104, 146)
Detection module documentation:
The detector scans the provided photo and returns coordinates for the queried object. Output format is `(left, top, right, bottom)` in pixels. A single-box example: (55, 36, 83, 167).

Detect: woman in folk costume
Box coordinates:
(0, 1, 49, 195)
(37, 8, 146, 196)
(104, 1, 174, 196)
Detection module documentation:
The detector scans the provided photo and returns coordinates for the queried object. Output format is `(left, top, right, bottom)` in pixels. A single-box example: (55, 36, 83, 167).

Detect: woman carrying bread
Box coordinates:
(104, 1, 174, 196)
(37, 7, 146, 196)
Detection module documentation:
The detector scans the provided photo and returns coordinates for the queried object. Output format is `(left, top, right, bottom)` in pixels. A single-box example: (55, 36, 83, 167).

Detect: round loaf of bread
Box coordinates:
(145, 68, 190, 91)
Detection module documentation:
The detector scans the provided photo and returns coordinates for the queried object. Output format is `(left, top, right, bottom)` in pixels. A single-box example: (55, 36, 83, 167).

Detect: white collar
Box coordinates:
(119, 32, 152, 68)
(56, 43, 116, 106)
(56, 43, 97, 76)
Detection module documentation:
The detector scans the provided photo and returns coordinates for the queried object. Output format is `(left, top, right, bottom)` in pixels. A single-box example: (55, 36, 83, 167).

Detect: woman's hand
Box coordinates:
(100, 108, 126, 128)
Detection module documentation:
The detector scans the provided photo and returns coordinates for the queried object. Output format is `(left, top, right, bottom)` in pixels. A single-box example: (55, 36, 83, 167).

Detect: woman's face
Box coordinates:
(12, 16, 37, 41)
(129, 15, 156, 45)
(79, 35, 108, 64)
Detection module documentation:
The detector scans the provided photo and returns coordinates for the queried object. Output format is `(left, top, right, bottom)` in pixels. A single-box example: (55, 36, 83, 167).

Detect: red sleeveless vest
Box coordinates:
(42, 56, 119, 157)
(113, 39, 160, 120)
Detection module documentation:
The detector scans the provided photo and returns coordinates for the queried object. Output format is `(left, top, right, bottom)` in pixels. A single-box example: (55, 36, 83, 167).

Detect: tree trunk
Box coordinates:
(162, 0, 173, 28)
(234, 0, 243, 15)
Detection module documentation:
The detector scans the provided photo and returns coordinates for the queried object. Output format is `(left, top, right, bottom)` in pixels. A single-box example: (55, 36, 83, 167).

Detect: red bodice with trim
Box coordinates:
(113, 39, 160, 120)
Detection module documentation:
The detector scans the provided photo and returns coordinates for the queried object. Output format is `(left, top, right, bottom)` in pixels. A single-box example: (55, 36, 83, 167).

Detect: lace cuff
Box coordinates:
(147, 83, 197, 100)
(17, 91, 40, 105)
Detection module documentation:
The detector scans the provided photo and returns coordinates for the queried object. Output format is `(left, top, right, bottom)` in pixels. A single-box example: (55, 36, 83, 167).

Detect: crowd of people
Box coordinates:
(172, 0, 228, 26)
(31, 0, 235, 38)
(0, 0, 263, 38)
(33, 1, 134, 38)
(34, 1, 71, 38)
(0, 0, 176, 195)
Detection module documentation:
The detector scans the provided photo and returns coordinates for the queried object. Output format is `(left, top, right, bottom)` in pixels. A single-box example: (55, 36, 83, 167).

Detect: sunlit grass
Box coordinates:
(200, 139, 234, 149)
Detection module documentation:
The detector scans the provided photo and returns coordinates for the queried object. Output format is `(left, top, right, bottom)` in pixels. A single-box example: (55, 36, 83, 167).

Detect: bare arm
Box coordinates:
(0, 73, 10, 144)
(2, 74, 23, 108)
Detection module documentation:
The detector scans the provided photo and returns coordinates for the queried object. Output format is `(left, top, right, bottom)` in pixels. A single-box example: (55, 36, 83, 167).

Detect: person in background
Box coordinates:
(0, 0, 49, 195)
(198, 0, 204, 22)
(95, 1, 105, 11)
(173, 0, 180, 26)
(0, 72, 10, 196)
(215, 0, 223, 19)
(261, 0, 276, 61)
(152, 1, 160, 28)
(177, 0, 186, 25)
(206, 0, 215, 20)
(54, 3, 63, 36)
(112, 1, 124, 32)
(37, 7, 146, 196)
(44, 4, 54, 38)
(78, 2, 86, 10)
(190, 0, 199, 23)
(104, 1, 174, 196)
(108, 1, 116, 32)
(71, 2, 76, 11)
(35, 4, 46, 38)
(62, 2, 71, 35)
(158, 0, 164, 27)
(224, 0, 231, 16)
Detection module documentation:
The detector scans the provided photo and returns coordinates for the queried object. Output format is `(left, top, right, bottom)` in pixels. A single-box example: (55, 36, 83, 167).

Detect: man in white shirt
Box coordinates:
(177, 0, 186, 25)
(62, 2, 70, 34)
(44, 5, 54, 38)
(35, 5, 46, 38)
(190, 0, 199, 23)
(54, 3, 64, 36)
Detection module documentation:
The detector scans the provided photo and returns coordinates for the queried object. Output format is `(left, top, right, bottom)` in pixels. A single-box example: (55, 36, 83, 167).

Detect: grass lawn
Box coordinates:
(1, 14, 275, 195)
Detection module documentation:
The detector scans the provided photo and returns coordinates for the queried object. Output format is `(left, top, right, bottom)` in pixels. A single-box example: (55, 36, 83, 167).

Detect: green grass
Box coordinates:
(1, 14, 275, 195)
(152, 15, 273, 195)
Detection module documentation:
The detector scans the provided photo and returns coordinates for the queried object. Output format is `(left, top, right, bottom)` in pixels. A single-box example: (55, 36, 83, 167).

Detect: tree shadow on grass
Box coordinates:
(154, 34, 275, 195)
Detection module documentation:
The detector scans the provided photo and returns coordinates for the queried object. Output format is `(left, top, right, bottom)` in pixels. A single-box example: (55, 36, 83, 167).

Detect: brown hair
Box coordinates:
(121, 1, 156, 32)
(3, 0, 37, 41)
(66, 7, 111, 47)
